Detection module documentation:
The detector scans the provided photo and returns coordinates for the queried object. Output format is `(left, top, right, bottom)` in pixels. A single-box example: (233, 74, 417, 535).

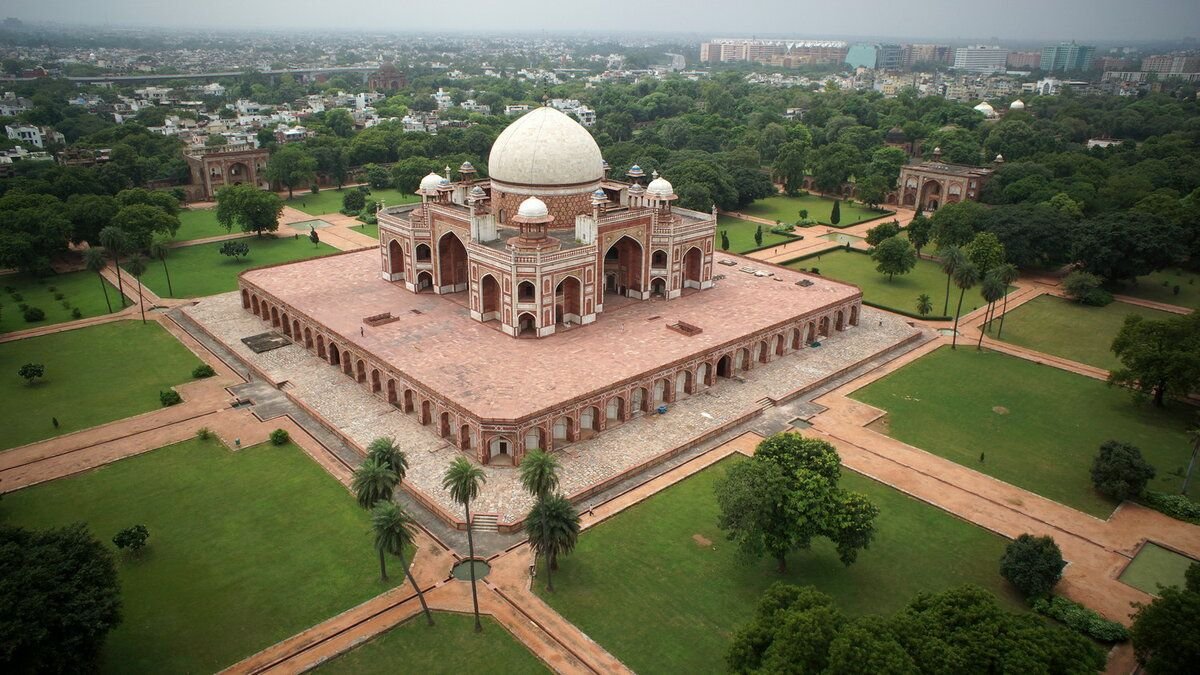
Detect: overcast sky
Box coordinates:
(6, 0, 1199, 42)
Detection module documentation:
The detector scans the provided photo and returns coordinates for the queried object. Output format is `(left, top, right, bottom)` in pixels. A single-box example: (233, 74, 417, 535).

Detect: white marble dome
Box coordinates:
(973, 101, 997, 117)
(488, 107, 603, 187)
(646, 176, 674, 199)
(419, 172, 444, 192)
(1009, 99, 1026, 110)
(517, 196, 549, 219)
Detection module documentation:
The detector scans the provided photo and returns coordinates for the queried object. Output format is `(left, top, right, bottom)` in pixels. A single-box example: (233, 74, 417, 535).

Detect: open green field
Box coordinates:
(351, 222, 379, 239)
(286, 187, 419, 216)
(852, 347, 1196, 518)
(992, 295, 1177, 371)
(1119, 543, 1197, 596)
(174, 208, 232, 241)
(1, 270, 121, 334)
(0, 437, 403, 673)
(1119, 268, 1200, 310)
(535, 457, 1018, 674)
(741, 194, 890, 228)
(130, 235, 337, 298)
(716, 214, 796, 253)
(317, 612, 547, 674)
(0, 321, 202, 450)
(785, 248, 994, 318)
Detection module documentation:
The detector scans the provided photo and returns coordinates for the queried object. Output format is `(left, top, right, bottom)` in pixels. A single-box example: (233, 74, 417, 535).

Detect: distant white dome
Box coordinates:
(419, 172, 444, 191)
(1009, 99, 1026, 110)
(646, 175, 674, 199)
(973, 101, 997, 117)
(516, 196, 549, 219)
(488, 107, 603, 188)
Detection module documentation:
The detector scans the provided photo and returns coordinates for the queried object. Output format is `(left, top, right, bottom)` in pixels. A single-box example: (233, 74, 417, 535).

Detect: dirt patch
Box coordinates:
(867, 415, 891, 435)
(692, 534, 712, 547)
(992, 406, 1009, 415)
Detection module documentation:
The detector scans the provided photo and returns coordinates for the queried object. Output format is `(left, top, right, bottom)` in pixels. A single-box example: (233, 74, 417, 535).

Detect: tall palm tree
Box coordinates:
(98, 226, 128, 308)
(993, 263, 1020, 338)
(519, 449, 560, 503)
(978, 271, 1007, 350)
(366, 437, 408, 481)
(371, 501, 434, 625)
(938, 246, 965, 317)
(126, 254, 148, 325)
(443, 457, 486, 632)
(915, 293, 933, 318)
(352, 458, 399, 510)
(83, 248, 112, 314)
(525, 494, 581, 592)
(951, 261, 980, 350)
(149, 232, 175, 297)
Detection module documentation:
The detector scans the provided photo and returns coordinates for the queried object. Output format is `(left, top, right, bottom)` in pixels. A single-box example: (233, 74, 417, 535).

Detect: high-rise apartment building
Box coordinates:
(1006, 51, 1042, 70)
(953, 46, 1009, 73)
(699, 39, 848, 66)
(1040, 42, 1095, 71)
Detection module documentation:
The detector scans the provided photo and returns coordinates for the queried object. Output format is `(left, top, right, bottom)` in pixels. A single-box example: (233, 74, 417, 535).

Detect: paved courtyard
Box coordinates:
(184, 292, 920, 522)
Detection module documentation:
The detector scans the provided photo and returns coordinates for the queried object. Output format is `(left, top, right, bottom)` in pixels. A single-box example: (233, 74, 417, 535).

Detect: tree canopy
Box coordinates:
(215, 184, 284, 236)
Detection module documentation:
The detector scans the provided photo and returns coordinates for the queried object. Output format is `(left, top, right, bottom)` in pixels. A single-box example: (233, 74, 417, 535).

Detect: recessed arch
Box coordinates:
(386, 378, 398, 404)
(370, 368, 382, 393)
(603, 235, 644, 297)
(517, 312, 537, 337)
(250, 294, 260, 317)
(437, 231, 468, 291)
(631, 387, 648, 414)
(819, 316, 830, 337)
(524, 427, 546, 452)
(695, 362, 710, 389)
(606, 396, 625, 423)
(555, 275, 582, 326)
(415, 243, 431, 262)
(717, 354, 733, 378)
(415, 271, 434, 292)
(316, 334, 327, 359)
(328, 342, 341, 366)
(580, 406, 600, 437)
(683, 246, 703, 289)
(517, 280, 536, 303)
(650, 277, 667, 297)
(419, 400, 431, 425)
(480, 274, 500, 320)
(836, 310, 845, 331)
(552, 416, 574, 442)
(303, 327, 313, 350)
(439, 411, 452, 439)
(387, 239, 405, 276)
(758, 340, 770, 364)
(460, 425, 473, 451)
(775, 334, 786, 356)
(651, 249, 668, 268)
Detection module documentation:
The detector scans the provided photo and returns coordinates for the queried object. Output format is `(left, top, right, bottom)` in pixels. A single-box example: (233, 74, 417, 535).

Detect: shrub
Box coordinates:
(192, 364, 216, 379)
(10, 292, 22, 301)
(269, 428, 290, 445)
(23, 306, 45, 322)
(1063, 271, 1113, 306)
(769, 224, 795, 235)
(1090, 440, 1156, 501)
(60, 300, 71, 309)
(1032, 595, 1129, 642)
(159, 390, 182, 406)
(1000, 533, 1066, 598)
(309, 183, 319, 194)
(1139, 491, 1200, 524)
(219, 241, 250, 260)
(18, 362, 45, 384)
(112, 525, 150, 553)
(342, 189, 366, 213)
(195, 426, 213, 441)
(71, 308, 82, 319)
(53, 292, 64, 300)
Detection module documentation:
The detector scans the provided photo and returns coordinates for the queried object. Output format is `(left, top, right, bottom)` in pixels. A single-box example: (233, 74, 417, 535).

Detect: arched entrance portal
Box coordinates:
(480, 274, 500, 321)
(919, 180, 942, 211)
(603, 236, 644, 299)
(555, 276, 582, 327)
(437, 232, 467, 292)
(683, 247, 703, 289)
(387, 239, 404, 278)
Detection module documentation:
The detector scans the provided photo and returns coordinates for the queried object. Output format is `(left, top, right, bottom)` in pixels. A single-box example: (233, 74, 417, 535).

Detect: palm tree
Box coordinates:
(98, 226, 128, 308)
(126, 254, 148, 325)
(993, 263, 1020, 339)
(370, 501, 434, 625)
(519, 449, 560, 503)
(149, 232, 175, 297)
(366, 437, 408, 481)
(951, 261, 980, 350)
(443, 457, 486, 632)
(1182, 423, 1200, 496)
(83, 248, 112, 314)
(915, 293, 933, 318)
(938, 246, 965, 317)
(978, 271, 1007, 350)
(351, 458, 399, 510)
(525, 494, 581, 592)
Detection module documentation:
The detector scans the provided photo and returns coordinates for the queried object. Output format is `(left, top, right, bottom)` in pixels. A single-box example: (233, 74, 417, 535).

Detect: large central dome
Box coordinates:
(488, 107, 603, 188)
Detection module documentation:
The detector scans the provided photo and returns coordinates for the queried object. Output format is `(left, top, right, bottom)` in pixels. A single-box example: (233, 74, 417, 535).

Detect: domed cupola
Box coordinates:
(646, 171, 675, 200)
(488, 107, 603, 192)
(418, 171, 444, 195)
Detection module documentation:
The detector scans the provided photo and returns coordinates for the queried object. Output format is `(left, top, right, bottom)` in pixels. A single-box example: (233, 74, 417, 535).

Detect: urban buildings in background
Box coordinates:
(1040, 42, 1095, 72)
(699, 39, 849, 66)
(952, 46, 1010, 73)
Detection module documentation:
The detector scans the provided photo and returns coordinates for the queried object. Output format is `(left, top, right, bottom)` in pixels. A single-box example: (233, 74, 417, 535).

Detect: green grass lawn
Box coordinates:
(741, 194, 890, 228)
(0, 321, 203, 450)
(1118, 268, 1200, 310)
(316, 612, 547, 674)
(535, 457, 1018, 674)
(174, 208, 232, 241)
(350, 222, 379, 239)
(1119, 543, 1197, 596)
(991, 295, 1177, 371)
(0, 437, 404, 673)
(716, 214, 796, 253)
(286, 187, 418, 216)
(785, 248, 992, 318)
(852, 347, 1196, 518)
(1, 270, 121, 334)
(130, 235, 337, 298)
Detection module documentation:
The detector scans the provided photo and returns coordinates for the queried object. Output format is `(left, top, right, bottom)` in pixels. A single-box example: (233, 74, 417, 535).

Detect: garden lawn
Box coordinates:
(130, 234, 338, 298)
(741, 194, 889, 228)
(784, 248, 992, 318)
(851, 347, 1196, 518)
(351, 222, 379, 239)
(715, 214, 795, 253)
(316, 612, 548, 674)
(0, 437, 405, 673)
(990, 295, 1176, 371)
(1119, 543, 1197, 596)
(535, 457, 1019, 674)
(0, 321, 202, 450)
(286, 187, 418, 216)
(0, 270, 120, 334)
(1119, 268, 1200, 311)
(174, 208, 231, 241)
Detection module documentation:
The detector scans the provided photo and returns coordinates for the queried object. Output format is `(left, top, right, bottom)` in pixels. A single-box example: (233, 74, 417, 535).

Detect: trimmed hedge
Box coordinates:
(1139, 491, 1200, 525)
(1031, 595, 1129, 643)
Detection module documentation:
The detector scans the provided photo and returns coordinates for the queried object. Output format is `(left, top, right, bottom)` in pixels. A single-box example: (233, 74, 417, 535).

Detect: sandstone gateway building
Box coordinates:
(238, 107, 864, 465)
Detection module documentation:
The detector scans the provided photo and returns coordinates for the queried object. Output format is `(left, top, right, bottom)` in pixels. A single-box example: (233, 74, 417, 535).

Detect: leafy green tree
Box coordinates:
(83, 247, 113, 313)
(715, 433, 878, 573)
(65, 193, 119, 245)
(219, 240, 249, 260)
(443, 457, 487, 632)
(978, 269, 1007, 345)
(98, 226, 128, 308)
(525, 494, 581, 592)
(1071, 212, 1184, 283)
(810, 143, 860, 194)
(720, 230, 730, 251)
(1045, 192, 1083, 220)
(865, 221, 901, 247)
(364, 163, 391, 189)
(931, 200, 986, 249)
(937, 245, 966, 316)
(826, 616, 918, 675)
(950, 260, 980, 350)
(369, 502, 434, 625)
(1063, 270, 1112, 306)
(112, 525, 150, 553)
(916, 293, 933, 317)
(905, 215, 932, 258)
(351, 458, 399, 510)
(773, 141, 810, 195)
(342, 190, 366, 213)
(966, 231, 1005, 276)
(0, 523, 123, 672)
(148, 232, 174, 297)
(855, 175, 890, 210)
(18, 362, 44, 384)
(324, 108, 355, 137)
(753, 224, 763, 248)
(871, 236, 917, 281)
(266, 144, 318, 199)
(830, 199, 841, 225)
(1091, 440, 1156, 501)
(111, 204, 180, 252)
(216, 184, 284, 236)
(1109, 313, 1200, 407)
(366, 437, 408, 481)
(519, 449, 560, 503)
(1000, 533, 1066, 598)
(125, 254, 148, 324)
(309, 227, 320, 248)
(115, 188, 180, 216)
(1131, 562, 1200, 673)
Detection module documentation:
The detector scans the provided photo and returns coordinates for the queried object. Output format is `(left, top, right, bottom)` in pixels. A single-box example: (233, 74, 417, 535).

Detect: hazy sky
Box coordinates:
(6, 0, 1199, 42)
